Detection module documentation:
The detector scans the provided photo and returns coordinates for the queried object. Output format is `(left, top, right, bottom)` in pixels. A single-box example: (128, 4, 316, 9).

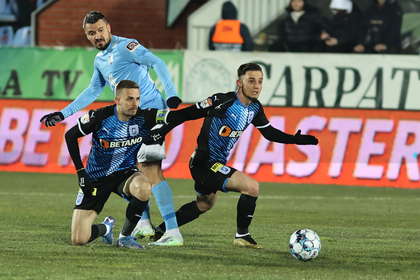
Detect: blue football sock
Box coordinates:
(152, 181, 178, 230)
(140, 201, 150, 221)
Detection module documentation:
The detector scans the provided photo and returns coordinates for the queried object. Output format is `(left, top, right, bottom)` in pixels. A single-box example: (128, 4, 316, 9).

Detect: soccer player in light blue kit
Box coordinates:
(40, 11, 183, 246)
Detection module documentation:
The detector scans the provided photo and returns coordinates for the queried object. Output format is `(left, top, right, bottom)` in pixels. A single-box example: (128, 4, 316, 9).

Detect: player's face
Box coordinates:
(291, 0, 304, 11)
(84, 19, 112, 50)
(116, 88, 140, 120)
(238, 70, 263, 101)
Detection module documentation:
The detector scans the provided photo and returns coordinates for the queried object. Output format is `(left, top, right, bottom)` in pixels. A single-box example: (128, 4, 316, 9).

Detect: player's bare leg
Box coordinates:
(71, 209, 98, 245)
(71, 209, 116, 246)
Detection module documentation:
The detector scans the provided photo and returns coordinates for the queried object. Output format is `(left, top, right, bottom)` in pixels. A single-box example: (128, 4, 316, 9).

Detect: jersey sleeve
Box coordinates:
(140, 108, 161, 129)
(252, 103, 295, 144)
(76, 109, 99, 136)
(61, 62, 105, 118)
(165, 92, 232, 123)
(251, 102, 270, 129)
(118, 40, 178, 100)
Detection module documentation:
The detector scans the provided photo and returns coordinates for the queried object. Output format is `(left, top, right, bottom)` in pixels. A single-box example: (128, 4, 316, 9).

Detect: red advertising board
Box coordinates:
(1, 100, 419, 188)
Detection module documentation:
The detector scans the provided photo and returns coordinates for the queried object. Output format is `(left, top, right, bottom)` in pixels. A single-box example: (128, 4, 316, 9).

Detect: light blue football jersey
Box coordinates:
(61, 35, 178, 118)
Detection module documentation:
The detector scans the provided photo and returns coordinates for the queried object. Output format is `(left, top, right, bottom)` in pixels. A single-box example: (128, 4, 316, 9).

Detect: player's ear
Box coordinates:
(236, 79, 242, 88)
(108, 23, 111, 33)
(114, 96, 119, 105)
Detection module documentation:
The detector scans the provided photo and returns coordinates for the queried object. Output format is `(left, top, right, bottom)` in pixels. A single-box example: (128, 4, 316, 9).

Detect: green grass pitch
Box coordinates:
(1, 171, 419, 279)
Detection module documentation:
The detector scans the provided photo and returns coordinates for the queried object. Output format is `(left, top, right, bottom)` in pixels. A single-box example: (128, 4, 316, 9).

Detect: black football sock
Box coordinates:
(121, 197, 149, 236)
(236, 194, 258, 235)
(88, 224, 107, 243)
(157, 201, 205, 232)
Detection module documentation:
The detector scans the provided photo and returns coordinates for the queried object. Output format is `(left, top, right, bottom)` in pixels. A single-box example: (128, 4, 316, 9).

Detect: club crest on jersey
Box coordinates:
(126, 41, 139, 52)
(129, 125, 139, 136)
(80, 113, 90, 124)
(108, 54, 113, 65)
(248, 111, 255, 123)
(218, 125, 244, 138)
(199, 98, 213, 108)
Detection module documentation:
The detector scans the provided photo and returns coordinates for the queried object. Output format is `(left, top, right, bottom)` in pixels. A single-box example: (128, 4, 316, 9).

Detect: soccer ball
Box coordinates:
(289, 229, 321, 261)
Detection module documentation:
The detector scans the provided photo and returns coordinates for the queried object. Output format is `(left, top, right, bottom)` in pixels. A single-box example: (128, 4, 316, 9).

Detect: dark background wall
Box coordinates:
(312, 0, 419, 17)
(36, 0, 205, 48)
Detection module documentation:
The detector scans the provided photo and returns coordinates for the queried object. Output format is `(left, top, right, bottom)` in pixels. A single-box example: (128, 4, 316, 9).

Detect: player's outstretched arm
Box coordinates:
(40, 112, 64, 127)
(65, 125, 94, 198)
(144, 98, 235, 145)
(141, 51, 182, 109)
(259, 126, 318, 145)
(40, 83, 103, 127)
(164, 98, 235, 123)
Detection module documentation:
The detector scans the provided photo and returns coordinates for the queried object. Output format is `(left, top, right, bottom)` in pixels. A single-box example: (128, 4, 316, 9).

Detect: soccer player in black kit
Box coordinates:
(146, 63, 319, 248)
(65, 79, 232, 249)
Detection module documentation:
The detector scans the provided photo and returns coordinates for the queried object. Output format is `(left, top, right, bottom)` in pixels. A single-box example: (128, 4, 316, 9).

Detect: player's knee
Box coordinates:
(196, 198, 215, 212)
(131, 176, 151, 200)
(71, 234, 88, 246)
(244, 179, 259, 197)
(197, 201, 213, 212)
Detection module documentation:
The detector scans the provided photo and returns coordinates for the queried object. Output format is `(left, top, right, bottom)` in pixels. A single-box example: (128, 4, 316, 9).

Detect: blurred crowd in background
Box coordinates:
(211, 0, 419, 54)
(1, 0, 418, 54)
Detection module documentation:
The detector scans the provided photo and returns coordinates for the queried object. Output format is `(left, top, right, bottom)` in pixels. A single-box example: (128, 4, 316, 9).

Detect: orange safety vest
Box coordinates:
(212, 20, 244, 44)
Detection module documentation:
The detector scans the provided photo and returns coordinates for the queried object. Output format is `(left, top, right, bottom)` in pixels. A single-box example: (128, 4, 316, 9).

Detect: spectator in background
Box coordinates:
(209, 1, 254, 52)
(270, 0, 326, 52)
(354, 0, 402, 54)
(321, 0, 365, 53)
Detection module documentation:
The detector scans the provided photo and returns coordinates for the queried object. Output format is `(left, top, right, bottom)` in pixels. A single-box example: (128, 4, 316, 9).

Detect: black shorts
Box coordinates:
(189, 149, 236, 195)
(74, 166, 138, 214)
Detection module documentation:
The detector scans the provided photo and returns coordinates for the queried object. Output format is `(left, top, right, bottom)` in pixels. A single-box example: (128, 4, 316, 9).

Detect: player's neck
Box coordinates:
(237, 90, 252, 106)
(116, 108, 130, 122)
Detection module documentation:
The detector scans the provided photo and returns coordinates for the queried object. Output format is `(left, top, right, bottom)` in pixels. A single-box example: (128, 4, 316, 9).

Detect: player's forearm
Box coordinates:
(65, 126, 85, 170)
(61, 85, 102, 118)
(153, 59, 178, 99)
(259, 126, 295, 144)
(166, 103, 207, 123)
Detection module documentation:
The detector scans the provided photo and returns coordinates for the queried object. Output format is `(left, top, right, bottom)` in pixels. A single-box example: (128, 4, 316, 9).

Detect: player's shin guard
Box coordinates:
(152, 181, 178, 230)
(157, 201, 205, 232)
(236, 194, 258, 235)
(88, 224, 106, 243)
(121, 197, 149, 236)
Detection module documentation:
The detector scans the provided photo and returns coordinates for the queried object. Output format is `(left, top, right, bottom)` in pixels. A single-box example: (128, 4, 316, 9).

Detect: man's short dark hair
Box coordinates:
(115, 80, 140, 96)
(83, 11, 108, 29)
(237, 63, 262, 78)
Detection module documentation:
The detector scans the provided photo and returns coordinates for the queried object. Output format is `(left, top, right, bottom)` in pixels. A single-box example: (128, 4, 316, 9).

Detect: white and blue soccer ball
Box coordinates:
(289, 229, 321, 261)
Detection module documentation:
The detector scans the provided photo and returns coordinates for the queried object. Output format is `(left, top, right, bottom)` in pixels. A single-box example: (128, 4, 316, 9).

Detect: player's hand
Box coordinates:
(77, 169, 94, 198)
(167, 97, 182, 109)
(293, 130, 318, 145)
(40, 112, 64, 127)
(208, 99, 235, 118)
